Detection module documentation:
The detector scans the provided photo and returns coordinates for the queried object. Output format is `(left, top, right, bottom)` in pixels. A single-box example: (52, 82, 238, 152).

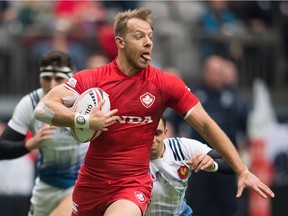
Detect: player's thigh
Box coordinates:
(29, 178, 73, 216)
(49, 194, 72, 216)
(29, 178, 60, 216)
(104, 199, 141, 216)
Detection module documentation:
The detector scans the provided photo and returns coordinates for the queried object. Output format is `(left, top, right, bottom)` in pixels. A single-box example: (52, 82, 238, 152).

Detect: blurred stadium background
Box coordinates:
(0, 1, 287, 216)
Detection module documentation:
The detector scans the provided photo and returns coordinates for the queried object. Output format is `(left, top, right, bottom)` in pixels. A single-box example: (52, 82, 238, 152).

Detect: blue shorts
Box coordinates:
(179, 203, 193, 216)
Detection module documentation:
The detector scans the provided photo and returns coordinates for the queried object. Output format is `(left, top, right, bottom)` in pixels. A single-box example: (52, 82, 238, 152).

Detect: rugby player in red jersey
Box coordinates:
(34, 8, 274, 216)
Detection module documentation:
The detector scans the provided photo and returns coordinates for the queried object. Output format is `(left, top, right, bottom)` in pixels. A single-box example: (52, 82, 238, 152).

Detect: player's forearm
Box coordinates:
(202, 121, 247, 175)
(34, 100, 75, 127)
(187, 105, 247, 175)
(0, 138, 29, 159)
(50, 102, 75, 127)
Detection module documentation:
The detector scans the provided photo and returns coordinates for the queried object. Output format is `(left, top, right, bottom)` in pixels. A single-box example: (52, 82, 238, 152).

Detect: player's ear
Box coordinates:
(115, 36, 125, 48)
(164, 128, 168, 135)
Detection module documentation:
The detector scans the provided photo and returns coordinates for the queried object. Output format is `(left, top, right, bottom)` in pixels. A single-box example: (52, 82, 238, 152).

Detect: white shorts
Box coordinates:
(28, 177, 74, 216)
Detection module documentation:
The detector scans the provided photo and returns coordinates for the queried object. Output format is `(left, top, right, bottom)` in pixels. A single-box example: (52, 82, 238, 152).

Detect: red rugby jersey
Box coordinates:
(65, 60, 199, 181)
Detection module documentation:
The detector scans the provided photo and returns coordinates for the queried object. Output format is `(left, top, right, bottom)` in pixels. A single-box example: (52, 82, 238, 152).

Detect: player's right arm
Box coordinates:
(34, 85, 118, 131)
(34, 85, 76, 127)
(0, 125, 55, 159)
(0, 127, 29, 159)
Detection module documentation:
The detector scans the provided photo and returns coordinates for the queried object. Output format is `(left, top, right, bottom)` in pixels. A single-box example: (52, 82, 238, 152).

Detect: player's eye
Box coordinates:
(42, 76, 65, 82)
(55, 77, 66, 82)
(135, 34, 142, 40)
(42, 76, 52, 81)
(155, 130, 163, 137)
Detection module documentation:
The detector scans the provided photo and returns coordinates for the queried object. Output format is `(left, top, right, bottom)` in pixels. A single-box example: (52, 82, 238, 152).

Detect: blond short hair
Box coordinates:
(114, 8, 154, 37)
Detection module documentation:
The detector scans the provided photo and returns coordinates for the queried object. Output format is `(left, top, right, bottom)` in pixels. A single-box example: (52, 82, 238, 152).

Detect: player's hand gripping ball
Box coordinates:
(71, 87, 110, 142)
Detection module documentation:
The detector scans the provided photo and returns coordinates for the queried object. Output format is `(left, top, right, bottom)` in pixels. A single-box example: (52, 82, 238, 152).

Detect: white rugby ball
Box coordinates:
(71, 87, 110, 142)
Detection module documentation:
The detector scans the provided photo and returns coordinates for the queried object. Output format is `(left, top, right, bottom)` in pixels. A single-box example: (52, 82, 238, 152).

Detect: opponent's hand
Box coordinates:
(89, 100, 118, 131)
(25, 124, 56, 151)
(236, 169, 275, 199)
(187, 153, 214, 173)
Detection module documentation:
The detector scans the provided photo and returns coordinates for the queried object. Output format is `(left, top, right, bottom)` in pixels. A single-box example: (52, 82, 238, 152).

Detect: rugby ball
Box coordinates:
(71, 87, 110, 142)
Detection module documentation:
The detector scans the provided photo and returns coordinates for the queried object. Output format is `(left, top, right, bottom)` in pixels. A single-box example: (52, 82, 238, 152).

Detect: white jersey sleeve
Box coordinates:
(146, 137, 212, 216)
(178, 137, 212, 160)
(8, 89, 43, 135)
(7, 88, 88, 189)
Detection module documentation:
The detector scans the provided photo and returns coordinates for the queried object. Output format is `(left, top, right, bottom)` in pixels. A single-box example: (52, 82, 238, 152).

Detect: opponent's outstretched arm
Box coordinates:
(187, 149, 234, 174)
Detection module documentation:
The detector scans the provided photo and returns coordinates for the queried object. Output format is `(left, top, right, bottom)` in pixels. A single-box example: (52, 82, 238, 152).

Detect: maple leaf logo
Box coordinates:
(134, 191, 146, 203)
(140, 92, 155, 108)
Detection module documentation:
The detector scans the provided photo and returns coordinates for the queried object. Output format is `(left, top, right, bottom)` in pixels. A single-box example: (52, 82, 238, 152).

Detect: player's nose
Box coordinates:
(50, 79, 59, 88)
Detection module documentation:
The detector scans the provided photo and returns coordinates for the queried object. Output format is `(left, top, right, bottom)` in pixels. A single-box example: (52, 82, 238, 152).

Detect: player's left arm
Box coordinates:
(185, 102, 275, 199)
(187, 150, 234, 174)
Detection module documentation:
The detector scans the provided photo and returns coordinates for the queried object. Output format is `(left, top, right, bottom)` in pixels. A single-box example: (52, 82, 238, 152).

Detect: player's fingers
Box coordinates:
(107, 109, 118, 117)
(90, 100, 105, 113)
(258, 182, 275, 198)
(193, 156, 208, 172)
(236, 184, 245, 197)
(200, 158, 214, 171)
(41, 134, 55, 141)
(198, 158, 213, 172)
(105, 119, 117, 127)
(251, 186, 268, 198)
(97, 99, 105, 108)
(42, 125, 56, 132)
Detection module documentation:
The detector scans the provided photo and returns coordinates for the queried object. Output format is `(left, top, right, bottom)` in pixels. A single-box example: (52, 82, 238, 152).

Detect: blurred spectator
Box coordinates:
(102, 1, 139, 11)
(230, 1, 277, 33)
(98, 1, 139, 60)
(0, 1, 17, 25)
(186, 55, 250, 216)
(198, 0, 244, 61)
(229, 2, 281, 87)
(85, 52, 109, 69)
(97, 24, 118, 60)
(222, 59, 251, 151)
(51, 0, 106, 69)
(222, 59, 239, 86)
(139, 1, 204, 76)
(24, 1, 107, 71)
(0, 1, 18, 94)
(200, 0, 237, 34)
(53, 0, 106, 38)
(17, 1, 52, 35)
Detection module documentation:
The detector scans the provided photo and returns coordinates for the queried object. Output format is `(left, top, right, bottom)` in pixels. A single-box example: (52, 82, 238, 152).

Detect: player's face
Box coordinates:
(40, 74, 68, 94)
(150, 119, 167, 160)
(122, 18, 153, 70)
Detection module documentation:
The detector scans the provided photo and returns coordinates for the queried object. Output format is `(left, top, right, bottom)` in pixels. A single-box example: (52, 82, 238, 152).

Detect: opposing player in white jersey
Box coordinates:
(146, 117, 233, 216)
(0, 50, 89, 216)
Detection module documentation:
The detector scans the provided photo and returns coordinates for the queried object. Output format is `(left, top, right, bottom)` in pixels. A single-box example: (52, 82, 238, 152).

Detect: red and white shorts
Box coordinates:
(71, 169, 153, 216)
